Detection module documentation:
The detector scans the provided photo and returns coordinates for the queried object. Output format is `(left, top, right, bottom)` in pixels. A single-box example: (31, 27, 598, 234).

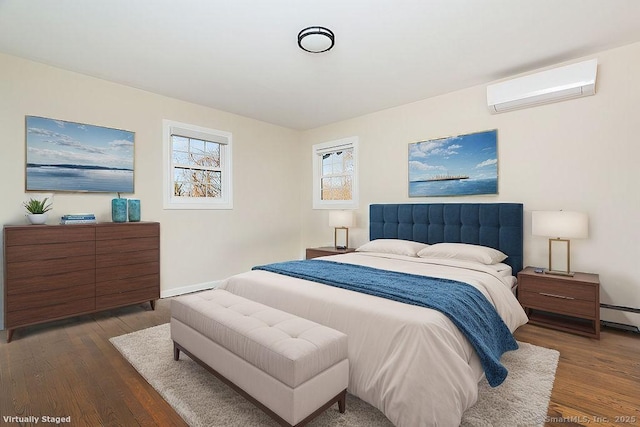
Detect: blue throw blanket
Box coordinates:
(252, 259, 518, 387)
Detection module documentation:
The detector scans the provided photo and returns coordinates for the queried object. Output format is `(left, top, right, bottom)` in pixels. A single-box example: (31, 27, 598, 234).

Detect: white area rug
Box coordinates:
(110, 324, 559, 427)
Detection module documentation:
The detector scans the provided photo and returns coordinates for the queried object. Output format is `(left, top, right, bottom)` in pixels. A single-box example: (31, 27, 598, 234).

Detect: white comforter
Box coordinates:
(219, 252, 528, 426)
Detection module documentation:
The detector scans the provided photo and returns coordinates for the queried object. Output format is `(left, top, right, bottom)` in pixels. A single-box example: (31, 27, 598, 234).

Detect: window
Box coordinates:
(312, 137, 359, 209)
(163, 120, 232, 209)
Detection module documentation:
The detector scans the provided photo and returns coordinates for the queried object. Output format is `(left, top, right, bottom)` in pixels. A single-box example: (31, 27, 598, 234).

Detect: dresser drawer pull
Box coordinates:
(539, 292, 575, 300)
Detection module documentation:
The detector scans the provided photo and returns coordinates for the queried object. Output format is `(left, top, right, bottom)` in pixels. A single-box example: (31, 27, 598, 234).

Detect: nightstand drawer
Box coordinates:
(519, 277, 596, 301)
(519, 290, 597, 318)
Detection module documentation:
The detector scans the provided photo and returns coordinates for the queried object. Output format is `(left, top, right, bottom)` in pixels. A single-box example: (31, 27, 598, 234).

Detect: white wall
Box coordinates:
(300, 42, 640, 327)
(0, 53, 303, 329)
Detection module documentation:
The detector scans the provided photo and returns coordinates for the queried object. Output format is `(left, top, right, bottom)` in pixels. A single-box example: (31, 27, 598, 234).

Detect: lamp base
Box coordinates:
(544, 269, 575, 277)
(333, 227, 349, 251)
(335, 245, 347, 250)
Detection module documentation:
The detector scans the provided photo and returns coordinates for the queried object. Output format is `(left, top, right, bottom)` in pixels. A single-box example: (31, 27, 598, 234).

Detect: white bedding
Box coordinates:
(219, 252, 528, 426)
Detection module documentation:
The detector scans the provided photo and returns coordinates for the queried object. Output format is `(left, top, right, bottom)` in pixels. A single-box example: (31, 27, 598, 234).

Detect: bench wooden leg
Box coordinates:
(173, 342, 180, 361)
(338, 389, 346, 413)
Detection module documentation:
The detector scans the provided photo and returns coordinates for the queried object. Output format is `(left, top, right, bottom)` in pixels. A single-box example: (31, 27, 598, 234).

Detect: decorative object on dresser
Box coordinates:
(518, 266, 600, 339)
(127, 199, 141, 222)
(112, 194, 128, 222)
(306, 246, 356, 260)
(531, 210, 588, 276)
(23, 197, 53, 225)
(328, 210, 355, 249)
(60, 213, 96, 224)
(3, 222, 160, 342)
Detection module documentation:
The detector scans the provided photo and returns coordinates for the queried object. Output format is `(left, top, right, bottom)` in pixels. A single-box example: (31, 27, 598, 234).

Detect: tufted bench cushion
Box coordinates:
(171, 289, 349, 426)
(171, 288, 347, 388)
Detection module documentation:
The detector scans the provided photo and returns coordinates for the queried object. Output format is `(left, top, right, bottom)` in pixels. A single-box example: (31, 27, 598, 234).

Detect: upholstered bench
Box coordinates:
(171, 289, 349, 426)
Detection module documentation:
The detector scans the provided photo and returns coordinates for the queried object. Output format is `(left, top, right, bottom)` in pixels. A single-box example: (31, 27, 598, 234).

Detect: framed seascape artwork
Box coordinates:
(408, 129, 498, 197)
(25, 116, 134, 193)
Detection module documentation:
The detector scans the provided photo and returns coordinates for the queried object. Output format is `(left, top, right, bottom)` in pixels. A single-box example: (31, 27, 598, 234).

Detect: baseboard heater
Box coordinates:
(600, 303, 640, 333)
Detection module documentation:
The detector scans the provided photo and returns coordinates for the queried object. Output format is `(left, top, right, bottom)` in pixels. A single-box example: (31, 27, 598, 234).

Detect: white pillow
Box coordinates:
(356, 239, 429, 257)
(417, 243, 507, 265)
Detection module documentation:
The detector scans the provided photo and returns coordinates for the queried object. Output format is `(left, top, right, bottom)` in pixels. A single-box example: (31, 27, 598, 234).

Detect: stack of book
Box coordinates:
(60, 213, 97, 224)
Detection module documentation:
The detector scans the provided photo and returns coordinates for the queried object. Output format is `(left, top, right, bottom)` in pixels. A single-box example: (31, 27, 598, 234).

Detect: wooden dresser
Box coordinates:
(3, 222, 160, 342)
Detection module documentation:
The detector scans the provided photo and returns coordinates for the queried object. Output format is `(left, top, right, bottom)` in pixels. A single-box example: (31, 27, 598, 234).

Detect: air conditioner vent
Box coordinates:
(487, 59, 597, 113)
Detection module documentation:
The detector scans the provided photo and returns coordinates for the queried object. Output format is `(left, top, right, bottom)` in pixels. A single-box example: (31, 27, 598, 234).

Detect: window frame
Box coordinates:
(163, 119, 233, 210)
(312, 136, 359, 210)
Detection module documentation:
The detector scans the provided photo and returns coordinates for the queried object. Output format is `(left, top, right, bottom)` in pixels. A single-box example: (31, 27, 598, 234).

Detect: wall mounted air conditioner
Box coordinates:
(487, 58, 598, 113)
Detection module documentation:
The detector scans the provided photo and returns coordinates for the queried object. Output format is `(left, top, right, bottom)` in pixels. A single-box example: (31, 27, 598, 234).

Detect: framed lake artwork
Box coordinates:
(408, 129, 498, 197)
(25, 116, 134, 193)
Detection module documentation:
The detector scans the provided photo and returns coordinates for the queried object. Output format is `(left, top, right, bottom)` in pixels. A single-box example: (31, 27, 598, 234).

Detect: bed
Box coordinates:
(218, 203, 528, 426)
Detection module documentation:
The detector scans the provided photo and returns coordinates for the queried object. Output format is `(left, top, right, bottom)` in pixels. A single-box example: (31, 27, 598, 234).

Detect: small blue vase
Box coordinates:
(128, 199, 141, 222)
(112, 198, 127, 223)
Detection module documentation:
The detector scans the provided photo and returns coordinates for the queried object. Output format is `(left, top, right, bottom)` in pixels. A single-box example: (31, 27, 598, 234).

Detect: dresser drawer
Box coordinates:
(519, 290, 597, 318)
(5, 226, 94, 246)
(95, 222, 159, 240)
(6, 297, 95, 328)
(519, 277, 596, 301)
(5, 241, 95, 263)
(96, 285, 159, 311)
(95, 236, 159, 255)
(96, 274, 159, 296)
(7, 269, 96, 295)
(95, 262, 160, 282)
(7, 283, 95, 310)
(96, 248, 159, 269)
(6, 255, 96, 280)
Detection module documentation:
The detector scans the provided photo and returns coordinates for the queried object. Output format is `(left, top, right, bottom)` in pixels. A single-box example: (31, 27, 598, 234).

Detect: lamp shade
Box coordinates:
(532, 211, 588, 239)
(329, 210, 355, 228)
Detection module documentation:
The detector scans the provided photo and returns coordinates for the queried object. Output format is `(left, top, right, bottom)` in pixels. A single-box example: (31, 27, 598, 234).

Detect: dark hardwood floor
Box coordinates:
(514, 324, 640, 427)
(1, 299, 639, 426)
(0, 300, 187, 427)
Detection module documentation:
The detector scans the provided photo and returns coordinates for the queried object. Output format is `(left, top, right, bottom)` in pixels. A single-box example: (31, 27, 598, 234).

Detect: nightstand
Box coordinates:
(305, 246, 356, 260)
(518, 266, 600, 339)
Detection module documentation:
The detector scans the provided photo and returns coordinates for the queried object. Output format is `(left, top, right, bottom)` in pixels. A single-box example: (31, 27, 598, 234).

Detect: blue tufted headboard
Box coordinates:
(369, 203, 523, 273)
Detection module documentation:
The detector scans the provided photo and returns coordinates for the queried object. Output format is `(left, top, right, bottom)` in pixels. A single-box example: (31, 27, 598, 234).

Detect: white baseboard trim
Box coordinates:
(160, 280, 224, 299)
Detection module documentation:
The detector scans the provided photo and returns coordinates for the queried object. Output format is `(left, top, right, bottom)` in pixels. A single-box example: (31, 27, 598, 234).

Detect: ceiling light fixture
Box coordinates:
(298, 26, 335, 53)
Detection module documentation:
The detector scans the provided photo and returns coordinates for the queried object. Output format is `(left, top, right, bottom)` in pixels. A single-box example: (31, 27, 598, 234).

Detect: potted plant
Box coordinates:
(24, 197, 53, 225)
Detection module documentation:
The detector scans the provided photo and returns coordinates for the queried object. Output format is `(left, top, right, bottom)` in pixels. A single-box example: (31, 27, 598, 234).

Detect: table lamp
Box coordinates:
(329, 211, 355, 250)
(532, 210, 588, 276)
